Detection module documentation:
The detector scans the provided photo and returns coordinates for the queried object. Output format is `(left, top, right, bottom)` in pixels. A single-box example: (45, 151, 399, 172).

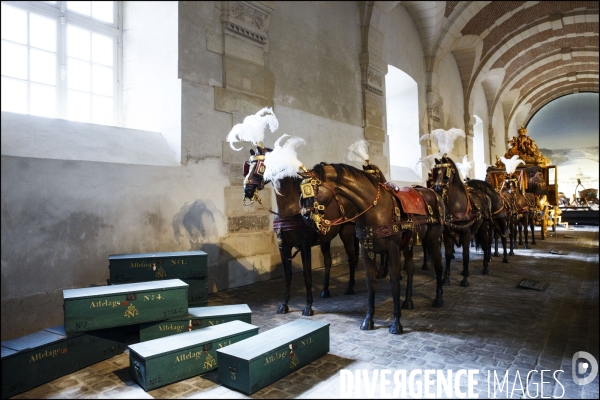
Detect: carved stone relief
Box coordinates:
(223, 1, 272, 48)
(365, 67, 384, 96)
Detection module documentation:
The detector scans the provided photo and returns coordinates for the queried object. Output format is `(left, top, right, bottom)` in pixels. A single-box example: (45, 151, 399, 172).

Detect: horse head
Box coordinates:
(430, 155, 461, 198)
(242, 145, 272, 204)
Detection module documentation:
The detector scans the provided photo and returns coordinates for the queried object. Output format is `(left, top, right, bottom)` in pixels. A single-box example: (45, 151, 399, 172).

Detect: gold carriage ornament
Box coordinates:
(495, 125, 550, 168)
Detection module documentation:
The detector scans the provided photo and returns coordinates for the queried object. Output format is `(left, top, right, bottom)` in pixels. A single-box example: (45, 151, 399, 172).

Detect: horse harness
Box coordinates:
(433, 161, 481, 233)
(300, 170, 443, 261)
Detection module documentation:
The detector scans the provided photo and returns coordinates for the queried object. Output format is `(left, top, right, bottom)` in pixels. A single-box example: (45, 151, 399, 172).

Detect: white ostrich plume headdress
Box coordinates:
(500, 155, 525, 175)
(264, 134, 306, 194)
(226, 107, 279, 151)
(420, 128, 466, 155)
(416, 153, 442, 171)
(455, 155, 473, 180)
(345, 140, 370, 164)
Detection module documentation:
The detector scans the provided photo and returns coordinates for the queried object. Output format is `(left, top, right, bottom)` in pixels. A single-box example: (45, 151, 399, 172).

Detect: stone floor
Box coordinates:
(10, 226, 599, 399)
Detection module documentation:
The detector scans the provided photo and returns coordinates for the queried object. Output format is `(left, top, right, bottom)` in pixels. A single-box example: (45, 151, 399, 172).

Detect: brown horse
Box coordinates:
(501, 174, 532, 249)
(242, 146, 359, 317)
(430, 156, 492, 283)
(465, 179, 511, 263)
(301, 163, 446, 334)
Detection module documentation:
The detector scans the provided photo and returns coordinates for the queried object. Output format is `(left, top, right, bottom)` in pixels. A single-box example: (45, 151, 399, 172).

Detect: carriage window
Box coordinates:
(548, 167, 556, 185)
(0, 1, 121, 126)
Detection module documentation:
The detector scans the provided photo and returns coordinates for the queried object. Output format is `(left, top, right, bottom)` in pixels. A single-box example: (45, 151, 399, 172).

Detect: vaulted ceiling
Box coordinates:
(391, 1, 599, 131)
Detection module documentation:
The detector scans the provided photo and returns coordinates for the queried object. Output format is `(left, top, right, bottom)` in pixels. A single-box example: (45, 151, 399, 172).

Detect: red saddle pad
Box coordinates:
(384, 183, 427, 215)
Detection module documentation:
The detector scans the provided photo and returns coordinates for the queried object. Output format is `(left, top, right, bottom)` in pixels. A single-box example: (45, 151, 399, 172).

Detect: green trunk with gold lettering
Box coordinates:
(108, 251, 208, 282)
(139, 304, 251, 341)
(1, 325, 125, 399)
(129, 321, 259, 391)
(63, 279, 188, 333)
(216, 319, 329, 394)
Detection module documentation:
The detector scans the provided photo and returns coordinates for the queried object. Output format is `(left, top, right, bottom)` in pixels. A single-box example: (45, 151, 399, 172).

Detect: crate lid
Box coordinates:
(1, 329, 66, 354)
(188, 304, 251, 319)
(109, 251, 207, 260)
(1, 346, 18, 358)
(63, 279, 188, 300)
(217, 319, 328, 362)
(129, 320, 259, 359)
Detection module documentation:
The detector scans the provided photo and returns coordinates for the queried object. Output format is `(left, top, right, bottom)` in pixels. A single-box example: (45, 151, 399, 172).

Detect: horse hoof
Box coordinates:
(481, 268, 489, 275)
(360, 320, 374, 330)
(389, 324, 403, 335)
(493, 252, 500, 257)
(302, 307, 314, 316)
(531, 241, 537, 245)
(524, 245, 530, 249)
(421, 265, 429, 270)
(277, 305, 289, 314)
(432, 299, 444, 308)
(344, 288, 355, 295)
(401, 300, 414, 310)
(320, 290, 330, 298)
(443, 279, 451, 286)
(509, 251, 515, 256)
(503, 258, 509, 264)
(460, 280, 470, 288)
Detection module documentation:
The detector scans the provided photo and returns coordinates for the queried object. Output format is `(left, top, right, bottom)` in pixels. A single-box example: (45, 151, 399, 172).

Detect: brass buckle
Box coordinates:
(300, 182, 315, 198)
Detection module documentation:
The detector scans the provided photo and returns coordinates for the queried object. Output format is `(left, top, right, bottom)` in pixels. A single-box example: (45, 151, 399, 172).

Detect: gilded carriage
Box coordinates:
(488, 126, 558, 237)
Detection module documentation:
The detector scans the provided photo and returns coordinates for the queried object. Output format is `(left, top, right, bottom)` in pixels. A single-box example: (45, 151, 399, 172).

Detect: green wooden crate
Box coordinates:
(129, 320, 259, 391)
(1, 325, 125, 399)
(139, 304, 252, 341)
(107, 276, 207, 307)
(217, 319, 329, 394)
(109, 251, 207, 282)
(185, 277, 208, 306)
(63, 279, 188, 334)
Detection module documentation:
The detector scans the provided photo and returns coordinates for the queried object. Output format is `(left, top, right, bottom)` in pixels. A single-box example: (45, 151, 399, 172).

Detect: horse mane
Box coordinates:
(312, 162, 380, 187)
(439, 156, 463, 185)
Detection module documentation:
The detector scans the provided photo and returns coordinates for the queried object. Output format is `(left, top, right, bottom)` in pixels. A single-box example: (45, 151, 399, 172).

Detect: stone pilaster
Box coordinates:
(464, 113, 475, 160)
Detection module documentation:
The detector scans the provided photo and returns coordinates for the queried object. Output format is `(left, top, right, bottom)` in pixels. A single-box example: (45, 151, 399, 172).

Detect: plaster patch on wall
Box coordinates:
(172, 199, 223, 250)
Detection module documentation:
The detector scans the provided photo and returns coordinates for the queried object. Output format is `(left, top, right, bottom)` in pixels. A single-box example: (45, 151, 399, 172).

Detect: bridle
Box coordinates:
(242, 151, 280, 215)
(300, 169, 379, 235)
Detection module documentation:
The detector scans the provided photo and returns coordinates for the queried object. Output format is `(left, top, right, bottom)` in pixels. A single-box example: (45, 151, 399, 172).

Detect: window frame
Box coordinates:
(1, 0, 123, 126)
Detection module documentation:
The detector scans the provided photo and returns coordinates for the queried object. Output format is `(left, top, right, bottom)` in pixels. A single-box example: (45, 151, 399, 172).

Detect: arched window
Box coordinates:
(385, 65, 420, 183)
(472, 115, 486, 180)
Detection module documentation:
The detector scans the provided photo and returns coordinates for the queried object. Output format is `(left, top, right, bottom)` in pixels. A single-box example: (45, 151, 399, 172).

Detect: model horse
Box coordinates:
(430, 156, 492, 282)
(465, 179, 511, 263)
(301, 163, 446, 334)
(501, 174, 531, 249)
(242, 146, 359, 316)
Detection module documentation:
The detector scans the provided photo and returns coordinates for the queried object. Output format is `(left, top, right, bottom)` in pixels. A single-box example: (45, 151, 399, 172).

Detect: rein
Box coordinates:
(300, 170, 380, 235)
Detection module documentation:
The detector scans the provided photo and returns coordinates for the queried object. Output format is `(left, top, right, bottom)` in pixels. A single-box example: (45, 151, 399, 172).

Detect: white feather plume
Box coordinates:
(226, 107, 279, 151)
(420, 128, 466, 155)
(455, 155, 474, 180)
(345, 140, 370, 164)
(416, 153, 442, 171)
(500, 155, 525, 175)
(264, 134, 306, 193)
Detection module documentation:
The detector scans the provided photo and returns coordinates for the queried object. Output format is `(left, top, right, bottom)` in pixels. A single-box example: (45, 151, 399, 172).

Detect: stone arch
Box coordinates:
(524, 87, 600, 125)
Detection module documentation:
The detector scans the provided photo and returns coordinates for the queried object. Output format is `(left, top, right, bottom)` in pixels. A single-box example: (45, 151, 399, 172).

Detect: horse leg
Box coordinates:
(442, 231, 453, 286)
(459, 231, 470, 287)
(376, 252, 389, 279)
(494, 231, 500, 257)
(499, 219, 509, 263)
(389, 241, 403, 334)
(523, 214, 530, 249)
(360, 244, 377, 331)
(319, 242, 332, 298)
(530, 212, 536, 245)
(300, 241, 314, 316)
(481, 222, 491, 275)
(509, 217, 516, 255)
(518, 219, 524, 245)
(401, 241, 415, 310)
(340, 228, 357, 295)
(429, 226, 444, 307)
(277, 245, 292, 314)
(421, 242, 428, 270)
